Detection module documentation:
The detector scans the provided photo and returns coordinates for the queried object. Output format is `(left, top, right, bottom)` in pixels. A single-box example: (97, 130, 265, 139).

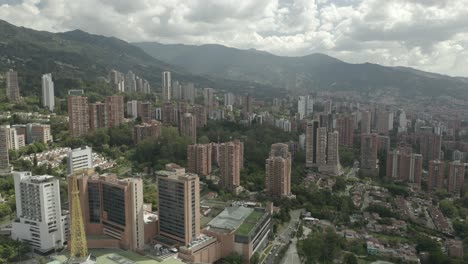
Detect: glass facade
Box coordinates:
(102, 185, 126, 225)
(88, 182, 101, 223)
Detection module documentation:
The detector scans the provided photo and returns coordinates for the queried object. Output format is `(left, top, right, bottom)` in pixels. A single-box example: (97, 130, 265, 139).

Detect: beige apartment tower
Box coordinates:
(106, 95, 124, 128)
(265, 143, 291, 197)
(180, 113, 197, 144)
(187, 144, 212, 176)
(68, 96, 90, 137)
(6, 69, 20, 102)
(219, 141, 243, 193)
(157, 165, 200, 245)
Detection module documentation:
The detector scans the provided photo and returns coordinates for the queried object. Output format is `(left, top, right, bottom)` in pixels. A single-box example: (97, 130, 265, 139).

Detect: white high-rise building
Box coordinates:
(11, 171, 68, 253)
(162, 71, 172, 101)
(224, 93, 235, 106)
(297, 95, 313, 119)
(398, 110, 407, 133)
(67, 146, 93, 175)
(127, 100, 138, 119)
(41, 73, 55, 112)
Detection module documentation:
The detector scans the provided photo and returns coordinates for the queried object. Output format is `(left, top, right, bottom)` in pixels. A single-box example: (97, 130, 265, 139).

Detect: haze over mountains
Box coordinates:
(134, 42, 468, 99)
(0, 18, 466, 99)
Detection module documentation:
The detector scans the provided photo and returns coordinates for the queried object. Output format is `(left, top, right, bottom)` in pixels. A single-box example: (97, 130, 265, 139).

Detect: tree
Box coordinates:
(250, 252, 260, 264)
(344, 253, 358, 264)
(223, 252, 243, 264)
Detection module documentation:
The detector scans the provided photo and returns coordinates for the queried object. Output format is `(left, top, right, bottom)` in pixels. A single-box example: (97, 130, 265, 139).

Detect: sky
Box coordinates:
(0, 0, 467, 77)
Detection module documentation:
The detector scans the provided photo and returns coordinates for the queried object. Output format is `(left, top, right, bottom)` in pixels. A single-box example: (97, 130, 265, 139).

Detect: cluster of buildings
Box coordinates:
(0, 124, 53, 172)
(9, 159, 273, 263)
(305, 119, 342, 175)
(109, 69, 151, 94)
(5, 70, 56, 112)
(68, 95, 125, 137)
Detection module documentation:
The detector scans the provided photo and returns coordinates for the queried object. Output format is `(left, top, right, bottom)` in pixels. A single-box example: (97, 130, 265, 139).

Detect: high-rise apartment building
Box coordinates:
(0, 126, 10, 171)
(89, 102, 107, 131)
(68, 96, 89, 137)
(428, 160, 445, 192)
(376, 111, 394, 135)
(182, 82, 196, 104)
(180, 113, 197, 144)
(106, 95, 124, 128)
(305, 120, 319, 168)
(12, 172, 67, 253)
(204, 88, 215, 115)
(224, 93, 235, 106)
(162, 71, 172, 101)
(187, 144, 212, 176)
(297, 95, 313, 120)
(361, 111, 371, 134)
(360, 133, 378, 176)
(69, 171, 144, 250)
(41, 73, 55, 112)
(219, 141, 243, 193)
(127, 100, 138, 119)
(133, 120, 162, 144)
(387, 148, 422, 187)
(418, 132, 442, 162)
(324, 131, 340, 174)
(6, 69, 20, 102)
(137, 101, 153, 123)
(192, 105, 207, 128)
(265, 143, 291, 197)
(316, 127, 328, 167)
(67, 146, 93, 175)
(125, 71, 136, 93)
(162, 102, 177, 126)
(12, 124, 53, 144)
(171, 80, 182, 100)
(448, 161, 466, 195)
(157, 165, 200, 245)
(7, 126, 25, 150)
(336, 114, 355, 147)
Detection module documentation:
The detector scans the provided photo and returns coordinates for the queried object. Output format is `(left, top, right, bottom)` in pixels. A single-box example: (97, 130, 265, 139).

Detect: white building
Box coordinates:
(224, 93, 235, 107)
(127, 100, 138, 119)
(11, 171, 68, 253)
(67, 146, 93, 175)
(162, 71, 171, 101)
(41, 73, 55, 112)
(398, 110, 407, 133)
(8, 126, 25, 150)
(297, 95, 313, 119)
(0, 126, 10, 171)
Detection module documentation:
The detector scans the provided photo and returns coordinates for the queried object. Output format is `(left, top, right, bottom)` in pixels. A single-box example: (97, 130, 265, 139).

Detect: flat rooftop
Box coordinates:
(207, 206, 254, 231)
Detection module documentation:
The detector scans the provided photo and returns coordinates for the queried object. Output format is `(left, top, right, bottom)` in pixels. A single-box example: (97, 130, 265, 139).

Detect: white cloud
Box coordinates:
(1, 0, 468, 76)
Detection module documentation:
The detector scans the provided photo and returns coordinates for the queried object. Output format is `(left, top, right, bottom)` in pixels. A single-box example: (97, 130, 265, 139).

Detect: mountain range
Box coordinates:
(0, 18, 466, 100)
(134, 42, 468, 99)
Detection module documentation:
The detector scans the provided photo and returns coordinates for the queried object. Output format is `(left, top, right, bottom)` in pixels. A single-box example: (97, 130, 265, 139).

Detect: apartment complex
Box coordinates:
(187, 144, 212, 177)
(162, 71, 172, 101)
(6, 69, 20, 102)
(265, 143, 291, 198)
(157, 164, 200, 245)
(387, 148, 423, 187)
(448, 161, 466, 195)
(69, 170, 144, 250)
(12, 172, 68, 253)
(133, 120, 162, 144)
(219, 140, 244, 193)
(336, 113, 355, 147)
(41, 73, 55, 111)
(68, 96, 90, 137)
(0, 126, 10, 171)
(428, 160, 445, 192)
(360, 133, 379, 176)
(180, 113, 197, 144)
(106, 95, 124, 128)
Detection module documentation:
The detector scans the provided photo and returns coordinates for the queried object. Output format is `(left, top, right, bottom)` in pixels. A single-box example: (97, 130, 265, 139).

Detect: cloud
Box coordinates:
(0, 0, 467, 76)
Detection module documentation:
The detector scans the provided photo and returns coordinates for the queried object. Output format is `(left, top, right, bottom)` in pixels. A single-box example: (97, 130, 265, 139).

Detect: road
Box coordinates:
(263, 210, 302, 264)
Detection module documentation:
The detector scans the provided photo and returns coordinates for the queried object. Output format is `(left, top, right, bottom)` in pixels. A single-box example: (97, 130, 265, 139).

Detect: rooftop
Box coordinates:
(207, 206, 254, 232)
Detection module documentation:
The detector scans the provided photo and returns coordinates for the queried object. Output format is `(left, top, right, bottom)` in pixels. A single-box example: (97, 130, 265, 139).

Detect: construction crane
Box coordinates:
(69, 172, 88, 262)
